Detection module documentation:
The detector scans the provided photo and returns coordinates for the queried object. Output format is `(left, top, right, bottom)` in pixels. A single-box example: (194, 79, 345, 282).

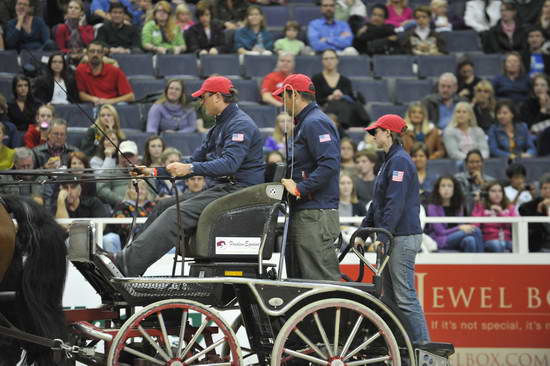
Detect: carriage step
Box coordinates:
(415, 341, 455, 358)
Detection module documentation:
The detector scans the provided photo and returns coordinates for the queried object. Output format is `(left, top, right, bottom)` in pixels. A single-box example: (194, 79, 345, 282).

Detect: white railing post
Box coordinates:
(515, 219, 530, 254)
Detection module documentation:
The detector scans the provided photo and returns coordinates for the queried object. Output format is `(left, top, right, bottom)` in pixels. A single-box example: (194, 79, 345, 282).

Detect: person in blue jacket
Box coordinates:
(104, 76, 265, 276)
(272, 73, 341, 281)
(361, 114, 430, 344)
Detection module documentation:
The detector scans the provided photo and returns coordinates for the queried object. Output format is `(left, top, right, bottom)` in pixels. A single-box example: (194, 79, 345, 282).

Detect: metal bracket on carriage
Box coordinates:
(52, 338, 81, 359)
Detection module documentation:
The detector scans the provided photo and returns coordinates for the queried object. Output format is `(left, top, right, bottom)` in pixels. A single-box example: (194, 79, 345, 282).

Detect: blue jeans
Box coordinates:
(384, 234, 430, 343)
(445, 228, 484, 252)
(485, 240, 512, 252)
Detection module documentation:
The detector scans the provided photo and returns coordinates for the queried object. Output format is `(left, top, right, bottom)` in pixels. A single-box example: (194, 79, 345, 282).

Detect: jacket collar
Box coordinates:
(384, 143, 402, 160)
(294, 102, 317, 126)
(216, 103, 238, 126)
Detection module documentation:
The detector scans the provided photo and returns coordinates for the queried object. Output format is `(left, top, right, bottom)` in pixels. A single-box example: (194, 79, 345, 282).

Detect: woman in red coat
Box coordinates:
(54, 0, 94, 63)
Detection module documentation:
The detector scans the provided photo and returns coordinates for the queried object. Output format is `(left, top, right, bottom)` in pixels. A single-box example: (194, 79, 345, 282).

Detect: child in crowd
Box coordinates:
(274, 21, 306, 56)
(24, 104, 55, 148)
(504, 163, 533, 207)
(175, 3, 195, 31)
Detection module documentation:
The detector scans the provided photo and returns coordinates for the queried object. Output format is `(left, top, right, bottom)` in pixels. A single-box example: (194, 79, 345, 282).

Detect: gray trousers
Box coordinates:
(286, 209, 341, 281)
(122, 183, 242, 276)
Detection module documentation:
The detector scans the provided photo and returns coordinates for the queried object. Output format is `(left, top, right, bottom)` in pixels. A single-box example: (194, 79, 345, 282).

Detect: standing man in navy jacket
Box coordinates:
(107, 76, 265, 276)
(272, 74, 341, 281)
(361, 114, 429, 344)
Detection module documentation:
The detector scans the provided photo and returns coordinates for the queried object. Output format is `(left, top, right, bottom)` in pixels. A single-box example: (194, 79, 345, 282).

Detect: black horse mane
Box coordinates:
(0, 195, 68, 366)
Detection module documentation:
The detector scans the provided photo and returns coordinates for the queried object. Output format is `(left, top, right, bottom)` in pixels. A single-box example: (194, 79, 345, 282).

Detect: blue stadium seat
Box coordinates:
(112, 54, 155, 78)
(160, 132, 204, 156)
(369, 104, 407, 120)
(243, 55, 277, 78)
(0, 77, 12, 99)
(353, 79, 390, 103)
(441, 31, 481, 53)
(484, 158, 508, 180)
(468, 54, 504, 79)
(200, 54, 241, 78)
(515, 158, 550, 183)
(19, 51, 52, 70)
(427, 159, 458, 178)
(394, 78, 434, 104)
(184, 79, 203, 99)
(372, 55, 415, 78)
(232, 79, 261, 103)
(339, 56, 371, 77)
(115, 104, 143, 131)
(123, 130, 153, 155)
(130, 78, 165, 101)
(295, 55, 323, 76)
(240, 104, 278, 129)
(55, 104, 94, 129)
(262, 6, 290, 28)
(417, 55, 457, 78)
(66, 128, 86, 147)
(0, 51, 19, 75)
(347, 129, 365, 145)
(291, 5, 321, 24)
(157, 54, 200, 78)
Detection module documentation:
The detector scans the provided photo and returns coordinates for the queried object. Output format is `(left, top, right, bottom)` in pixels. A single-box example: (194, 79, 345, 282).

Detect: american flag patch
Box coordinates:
(232, 133, 244, 142)
(319, 134, 331, 143)
(392, 170, 404, 182)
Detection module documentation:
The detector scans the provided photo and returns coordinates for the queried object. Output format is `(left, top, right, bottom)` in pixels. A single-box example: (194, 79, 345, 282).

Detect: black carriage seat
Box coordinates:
(416, 341, 455, 358)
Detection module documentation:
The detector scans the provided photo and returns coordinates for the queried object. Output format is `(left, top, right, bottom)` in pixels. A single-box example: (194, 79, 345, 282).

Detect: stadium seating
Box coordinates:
(157, 54, 200, 78)
(262, 6, 290, 28)
(243, 55, 278, 78)
(160, 132, 204, 156)
(0, 77, 12, 99)
(112, 54, 155, 78)
(370, 104, 408, 120)
(231, 79, 261, 103)
(427, 159, 458, 177)
(130, 78, 165, 101)
(124, 130, 154, 155)
(295, 55, 323, 76)
(291, 5, 321, 25)
(66, 128, 86, 148)
(339, 56, 371, 78)
(19, 51, 52, 70)
(56, 104, 95, 129)
(0, 51, 19, 76)
(394, 79, 434, 104)
(516, 158, 550, 183)
(484, 158, 508, 180)
(353, 79, 390, 104)
(417, 55, 457, 78)
(200, 54, 241, 78)
(115, 104, 143, 131)
(240, 104, 278, 129)
(441, 30, 482, 53)
(467, 54, 504, 79)
(372, 55, 415, 78)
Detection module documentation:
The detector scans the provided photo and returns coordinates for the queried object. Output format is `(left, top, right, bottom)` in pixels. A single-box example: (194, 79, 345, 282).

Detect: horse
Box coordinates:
(0, 195, 68, 366)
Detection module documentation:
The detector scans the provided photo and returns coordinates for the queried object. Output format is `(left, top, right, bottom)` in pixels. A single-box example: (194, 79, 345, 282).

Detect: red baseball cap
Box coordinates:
(191, 76, 233, 98)
(365, 114, 407, 135)
(272, 74, 316, 97)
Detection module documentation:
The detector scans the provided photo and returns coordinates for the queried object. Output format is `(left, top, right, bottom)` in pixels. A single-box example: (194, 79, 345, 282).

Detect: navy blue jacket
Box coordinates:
(289, 103, 340, 210)
(161, 103, 264, 186)
(361, 143, 422, 244)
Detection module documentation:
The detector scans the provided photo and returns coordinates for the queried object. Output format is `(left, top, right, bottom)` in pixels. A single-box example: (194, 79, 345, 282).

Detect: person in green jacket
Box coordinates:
(141, 0, 186, 55)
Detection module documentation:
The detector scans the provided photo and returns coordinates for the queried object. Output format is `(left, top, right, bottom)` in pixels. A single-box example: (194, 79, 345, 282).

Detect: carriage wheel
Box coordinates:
(271, 298, 401, 366)
(107, 299, 242, 366)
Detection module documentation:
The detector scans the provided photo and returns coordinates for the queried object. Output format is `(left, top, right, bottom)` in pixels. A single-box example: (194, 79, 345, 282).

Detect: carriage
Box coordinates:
(0, 178, 454, 366)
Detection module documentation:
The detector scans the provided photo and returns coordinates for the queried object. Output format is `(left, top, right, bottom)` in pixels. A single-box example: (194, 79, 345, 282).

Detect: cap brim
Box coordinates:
(272, 87, 284, 97)
(365, 122, 380, 135)
(191, 89, 206, 98)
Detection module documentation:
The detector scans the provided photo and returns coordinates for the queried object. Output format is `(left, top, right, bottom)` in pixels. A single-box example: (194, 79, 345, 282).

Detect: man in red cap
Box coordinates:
(273, 73, 342, 281)
(361, 114, 430, 344)
(102, 76, 265, 276)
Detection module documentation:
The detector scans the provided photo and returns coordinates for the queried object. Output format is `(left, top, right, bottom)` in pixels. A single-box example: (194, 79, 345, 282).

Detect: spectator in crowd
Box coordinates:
(175, 3, 195, 31)
(91, 0, 143, 25)
(142, 1, 186, 55)
(312, 49, 368, 128)
(352, 149, 377, 203)
(340, 137, 357, 174)
(519, 172, 550, 252)
(81, 104, 125, 157)
(146, 79, 197, 134)
(0, 0, 15, 26)
(456, 57, 482, 102)
(54, 0, 93, 63)
(536, 0, 550, 36)
(234, 6, 273, 55)
(266, 150, 283, 164)
(0, 147, 44, 204)
(423, 72, 466, 130)
(185, 1, 226, 55)
(472, 180, 517, 252)
(443, 102, 489, 161)
(514, 0, 545, 26)
(454, 149, 494, 212)
(335, 0, 366, 21)
(430, 0, 465, 32)
(137, 0, 153, 24)
(308, 0, 356, 55)
(32, 118, 78, 169)
(90, 130, 119, 171)
(401, 5, 447, 55)
(471, 80, 496, 132)
(0, 122, 15, 170)
(274, 21, 306, 56)
(425, 175, 484, 252)
(95, 2, 141, 55)
(352, 4, 399, 55)
(23, 104, 54, 148)
(98, 140, 140, 208)
(522, 27, 550, 77)
(155, 147, 186, 199)
(488, 99, 536, 158)
(504, 163, 533, 207)
(339, 171, 366, 223)
(142, 135, 165, 167)
(402, 101, 446, 159)
(0, 94, 19, 148)
(411, 142, 436, 202)
(5, 0, 56, 51)
(55, 179, 108, 225)
(67, 151, 97, 197)
(213, 0, 248, 30)
(33, 53, 80, 104)
(492, 52, 530, 104)
(261, 52, 295, 107)
(76, 41, 135, 105)
(483, 2, 526, 54)
(103, 179, 156, 252)
(521, 73, 550, 132)
(464, 0, 501, 33)
(8, 74, 40, 132)
(385, 0, 413, 29)
(264, 111, 291, 154)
